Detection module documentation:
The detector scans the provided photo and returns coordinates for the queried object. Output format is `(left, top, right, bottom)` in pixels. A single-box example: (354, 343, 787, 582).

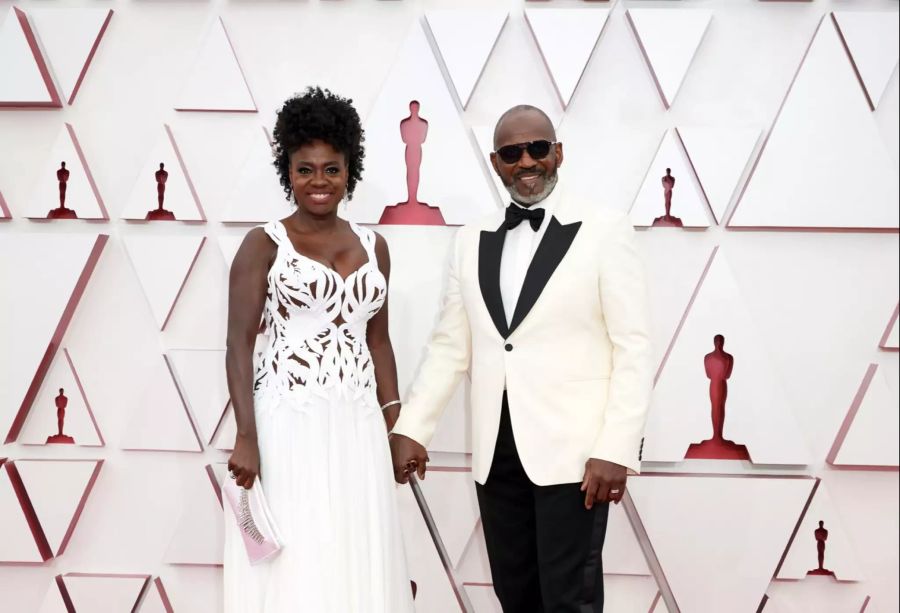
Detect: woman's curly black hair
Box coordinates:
(272, 87, 365, 202)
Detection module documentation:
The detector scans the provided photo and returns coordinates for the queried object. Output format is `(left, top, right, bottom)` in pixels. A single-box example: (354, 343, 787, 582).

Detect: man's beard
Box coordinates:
(504, 170, 558, 206)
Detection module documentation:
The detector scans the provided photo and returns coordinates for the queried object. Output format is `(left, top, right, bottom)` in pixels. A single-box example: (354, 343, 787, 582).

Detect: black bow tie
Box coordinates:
(505, 203, 545, 231)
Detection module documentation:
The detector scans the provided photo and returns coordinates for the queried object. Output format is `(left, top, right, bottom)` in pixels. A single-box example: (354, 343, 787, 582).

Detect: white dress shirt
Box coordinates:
(499, 187, 560, 326)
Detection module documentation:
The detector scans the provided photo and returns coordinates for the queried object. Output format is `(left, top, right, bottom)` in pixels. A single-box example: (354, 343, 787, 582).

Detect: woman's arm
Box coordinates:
(367, 232, 402, 431)
(225, 227, 274, 489)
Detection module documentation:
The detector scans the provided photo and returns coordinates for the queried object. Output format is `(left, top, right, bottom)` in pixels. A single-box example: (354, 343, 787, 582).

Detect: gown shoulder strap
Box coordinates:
(351, 222, 378, 263)
(261, 220, 285, 246)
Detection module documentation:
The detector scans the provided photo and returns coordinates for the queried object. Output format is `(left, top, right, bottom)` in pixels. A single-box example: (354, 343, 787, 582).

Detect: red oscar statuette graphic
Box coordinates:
(685, 334, 750, 460)
(146, 163, 176, 221)
(652, 168, 683, 228)
(46, 388, 75, 444)
(47, 162, 78, 219)
(807, 520, 835, 577)
(379, 101, 446, 225)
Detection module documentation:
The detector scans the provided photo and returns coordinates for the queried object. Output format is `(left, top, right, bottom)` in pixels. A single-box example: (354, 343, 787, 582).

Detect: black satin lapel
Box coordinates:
(478, 225, 509, 338)
(509, 217, 582, 335)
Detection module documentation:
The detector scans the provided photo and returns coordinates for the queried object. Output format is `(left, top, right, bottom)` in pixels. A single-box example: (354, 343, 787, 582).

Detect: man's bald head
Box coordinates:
(493, 105, 555, 149)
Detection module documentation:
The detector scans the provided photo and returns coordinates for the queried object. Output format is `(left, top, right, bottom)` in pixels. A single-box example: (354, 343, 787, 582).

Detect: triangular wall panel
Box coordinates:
(628, 475, 814, 613)
(13, 459, 103, 557)
(27, 8, 113, 105)
(827, 363, 899, 469)
(729, 18, 899, 229)
(643, 249, 811, 465)
(138, 577, 175, 613)
(525, 7, 610, 108)
(25, 123, 107, 220)
(425, 10, 508, 108)
(1, 233, 108, 444)
(627, 9, 711, 108)
(123, 234, 205, 330)
(35, 578, 70, 613)
(0, 461, 49, 562)
(120, 125, 205, 221)
(763, 580, 873, 613)
(120, 356, 203, 453)
(167, 349, 229, 444)
(676, 126, 762, 224)
(629, 129, 712, 228)
(175, 17, 256, 112)
(165, 465, 223, 565)
(346, 22, 496, 226)
(777, 480, 865, 581)
(0, 7, 61, 107)
(832, 11, 900, 110)
(18, 347, 104, 447)
(62, 573, 151, 612)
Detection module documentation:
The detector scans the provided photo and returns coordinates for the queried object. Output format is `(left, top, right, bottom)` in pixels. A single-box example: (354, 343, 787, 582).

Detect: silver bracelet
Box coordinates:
(380, 400, 401, 411)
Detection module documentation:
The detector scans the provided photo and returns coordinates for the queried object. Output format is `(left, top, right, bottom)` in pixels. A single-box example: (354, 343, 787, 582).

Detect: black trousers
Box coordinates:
(476, 393, 609, 613)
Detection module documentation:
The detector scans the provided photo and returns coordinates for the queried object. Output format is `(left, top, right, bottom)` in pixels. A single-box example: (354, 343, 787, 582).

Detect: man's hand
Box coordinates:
(580, 458, 627, 509)
(389, 433, 429, 484)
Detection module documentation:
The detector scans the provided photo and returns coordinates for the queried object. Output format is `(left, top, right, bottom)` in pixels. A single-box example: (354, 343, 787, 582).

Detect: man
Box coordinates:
(390, 105, 652, 612)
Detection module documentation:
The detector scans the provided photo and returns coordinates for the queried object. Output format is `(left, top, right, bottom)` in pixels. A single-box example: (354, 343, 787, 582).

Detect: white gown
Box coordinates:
(224, 220, 415, 613)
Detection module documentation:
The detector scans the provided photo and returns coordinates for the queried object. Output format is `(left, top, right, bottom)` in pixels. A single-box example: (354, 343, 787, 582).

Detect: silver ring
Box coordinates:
(610, 489, 621, 495)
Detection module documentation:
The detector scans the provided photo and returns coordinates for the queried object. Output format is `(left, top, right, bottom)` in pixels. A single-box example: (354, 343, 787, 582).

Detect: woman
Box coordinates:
(223, 87, 415, 612)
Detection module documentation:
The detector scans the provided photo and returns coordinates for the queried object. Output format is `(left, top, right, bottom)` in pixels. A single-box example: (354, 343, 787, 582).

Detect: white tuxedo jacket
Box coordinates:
(392, 198, 653, 486)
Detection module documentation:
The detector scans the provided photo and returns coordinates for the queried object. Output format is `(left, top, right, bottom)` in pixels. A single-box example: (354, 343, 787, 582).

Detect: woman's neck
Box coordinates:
(291, 209, 341, 234)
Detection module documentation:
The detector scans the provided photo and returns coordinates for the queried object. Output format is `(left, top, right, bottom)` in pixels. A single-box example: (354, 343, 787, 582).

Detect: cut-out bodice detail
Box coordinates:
(253, 220, 386, 407)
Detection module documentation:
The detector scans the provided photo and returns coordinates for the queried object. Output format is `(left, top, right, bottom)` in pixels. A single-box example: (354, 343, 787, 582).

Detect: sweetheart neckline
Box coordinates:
(282, 249, 379, 285)
(276, 220, 380, 285)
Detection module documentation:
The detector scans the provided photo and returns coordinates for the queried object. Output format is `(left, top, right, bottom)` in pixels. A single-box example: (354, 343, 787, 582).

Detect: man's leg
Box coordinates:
(534, 484, 610, 612)
(476, 393, 542, 612)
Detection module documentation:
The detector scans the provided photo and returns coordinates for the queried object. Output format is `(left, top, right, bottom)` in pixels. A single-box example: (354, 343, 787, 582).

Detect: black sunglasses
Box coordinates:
(495, 140, 557, 165)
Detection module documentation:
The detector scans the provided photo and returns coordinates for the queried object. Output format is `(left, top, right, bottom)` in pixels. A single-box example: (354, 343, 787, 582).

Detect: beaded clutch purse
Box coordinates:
(223, 475, 284, 564)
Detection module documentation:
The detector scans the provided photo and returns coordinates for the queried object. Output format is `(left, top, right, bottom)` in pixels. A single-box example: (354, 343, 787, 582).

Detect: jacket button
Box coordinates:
(505, 344, 513, 352)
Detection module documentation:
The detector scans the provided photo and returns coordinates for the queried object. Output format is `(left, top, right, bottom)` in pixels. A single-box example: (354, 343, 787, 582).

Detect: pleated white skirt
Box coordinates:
(223, 390, 415, 613)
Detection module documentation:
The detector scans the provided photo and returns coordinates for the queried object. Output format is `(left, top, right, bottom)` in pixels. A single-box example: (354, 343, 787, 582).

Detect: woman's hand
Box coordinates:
(227, 434, 260, 490)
